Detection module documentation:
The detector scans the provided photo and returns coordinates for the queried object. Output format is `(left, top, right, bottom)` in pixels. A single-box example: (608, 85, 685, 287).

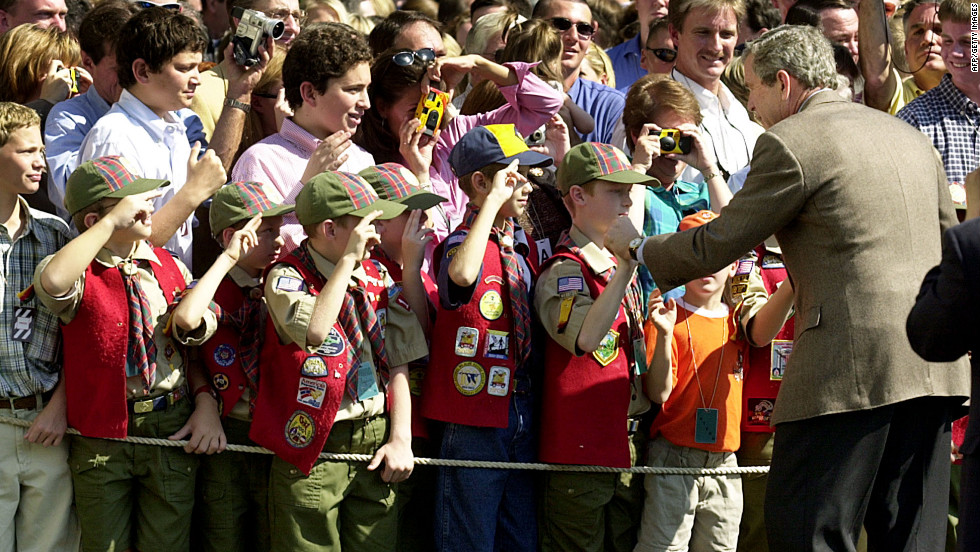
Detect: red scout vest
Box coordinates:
(62, 248, 186, 439)
(539, 251, 635, 468)
(249, 250, 389, 475)
(202, 277, 253, 418)
(422, 229, 533, 428)
(369, 250, 437, 438)
(742, 245, 794, 433)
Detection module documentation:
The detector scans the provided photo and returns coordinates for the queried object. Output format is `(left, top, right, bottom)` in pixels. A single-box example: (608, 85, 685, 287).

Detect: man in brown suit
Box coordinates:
(607, 24, 970, 552)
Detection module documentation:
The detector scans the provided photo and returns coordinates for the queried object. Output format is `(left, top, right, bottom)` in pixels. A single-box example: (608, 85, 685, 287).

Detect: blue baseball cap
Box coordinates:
(448, 124, 553, 177)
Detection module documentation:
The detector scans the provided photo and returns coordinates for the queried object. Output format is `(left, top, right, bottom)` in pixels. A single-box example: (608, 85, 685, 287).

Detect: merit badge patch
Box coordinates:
(212, 373, 230, 390)
(301, 356, 328, 377)
(747, 398, 775, 427)
(453, 361, 486, 396)
(275, 276, 304, 292)
(11, 307, 33, 342)
(315, 328, 346, 357)
(770, 340, 793, 381)
(557, 276, 584, 294)
(455, 327, 479, 357)
(213, 344, 236, 367)
(484, 330, 509, 359)
(761, 255, 784, 269)
(593, 330, 620, 366)
(487, 366, 510, 396)
(479, 290, 504, 320)
(284, 411, 315, 448)
(297, 377, 327, 409)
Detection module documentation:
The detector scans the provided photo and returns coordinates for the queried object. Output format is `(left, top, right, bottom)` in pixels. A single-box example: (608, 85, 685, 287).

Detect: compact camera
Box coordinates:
(68, 67, 78, 95)
(659, 129, 693, 155)
(415, 88, 450, 137)
(231, 7, 284, 67)
(525, 125, 546, 147)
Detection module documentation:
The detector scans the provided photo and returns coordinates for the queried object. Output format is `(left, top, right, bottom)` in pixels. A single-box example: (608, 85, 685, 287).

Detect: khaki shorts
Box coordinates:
(69, 398, 198, 552)
(634, 437, 742, 552)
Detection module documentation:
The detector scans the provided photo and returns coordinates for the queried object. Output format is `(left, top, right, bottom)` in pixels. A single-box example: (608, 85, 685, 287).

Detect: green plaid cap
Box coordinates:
(209, 181, 295, 234)
(296, 171, 405, 225)
(64, 156, 169, 215)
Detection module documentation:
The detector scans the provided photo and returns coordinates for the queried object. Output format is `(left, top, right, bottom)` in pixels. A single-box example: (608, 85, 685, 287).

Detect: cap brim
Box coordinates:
(398, 190, 447, 211)
(261, 203, 295, 218)
(597, 169, 657, 186)
(506, 150, 553, 168)
(104, 177, 170, 198)
(349, 198, 407, 220)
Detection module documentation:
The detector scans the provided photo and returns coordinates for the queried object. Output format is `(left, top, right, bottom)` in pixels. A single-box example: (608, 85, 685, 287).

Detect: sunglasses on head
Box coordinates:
(549, 17, 595, 38)
(135, 1, 183, 10)
(646, 47, 677, 63)
(392, 48, 436, 67)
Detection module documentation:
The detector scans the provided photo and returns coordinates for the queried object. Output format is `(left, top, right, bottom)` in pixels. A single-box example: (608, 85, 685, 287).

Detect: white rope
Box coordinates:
(0, 414, 769, 475)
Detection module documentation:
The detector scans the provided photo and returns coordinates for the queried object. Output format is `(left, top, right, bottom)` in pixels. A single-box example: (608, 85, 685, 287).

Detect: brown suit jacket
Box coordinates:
(642, 91, 970, 425)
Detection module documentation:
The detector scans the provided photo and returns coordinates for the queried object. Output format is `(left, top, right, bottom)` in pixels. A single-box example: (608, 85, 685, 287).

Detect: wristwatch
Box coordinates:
(628, 237, 644, 261)
(223, 97, 251, 113)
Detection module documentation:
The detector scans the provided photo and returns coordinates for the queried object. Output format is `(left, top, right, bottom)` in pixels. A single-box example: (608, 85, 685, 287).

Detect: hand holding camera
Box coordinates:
(231, 7, 283, 68)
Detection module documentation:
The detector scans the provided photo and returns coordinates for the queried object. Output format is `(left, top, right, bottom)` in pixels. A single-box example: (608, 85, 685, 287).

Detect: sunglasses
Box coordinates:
(646, 47, 677, 63)
(135, 1, 183, 10)
(549, 17, 595, 38)
(263, 8, 304, 21)
(392, 47, 436, 67)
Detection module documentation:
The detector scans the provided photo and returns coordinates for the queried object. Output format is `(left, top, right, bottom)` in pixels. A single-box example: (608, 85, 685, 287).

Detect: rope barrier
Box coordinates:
(0, 414, 769, 475)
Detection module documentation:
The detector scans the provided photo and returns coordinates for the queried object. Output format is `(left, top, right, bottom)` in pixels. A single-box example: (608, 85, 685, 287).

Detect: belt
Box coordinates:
(627, 417, 642, 435)
(128, 385, 187, 414)
(0, 390, 55, 411)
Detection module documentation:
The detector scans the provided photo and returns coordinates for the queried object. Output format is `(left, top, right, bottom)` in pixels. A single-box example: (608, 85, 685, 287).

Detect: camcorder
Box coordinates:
(659, 129, 693, 155)
(231, 7, 284, 67)
(415, 88, 450, 137)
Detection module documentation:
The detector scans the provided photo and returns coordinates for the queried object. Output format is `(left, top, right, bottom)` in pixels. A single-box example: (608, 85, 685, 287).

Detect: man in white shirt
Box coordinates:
(80, 7, 225, 270)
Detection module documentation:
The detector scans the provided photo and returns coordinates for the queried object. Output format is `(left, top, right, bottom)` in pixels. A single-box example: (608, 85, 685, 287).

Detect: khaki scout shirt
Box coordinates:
(34, 241, 216, 399)
(264, 246, 428, 421)
(534, 225, 650, 416)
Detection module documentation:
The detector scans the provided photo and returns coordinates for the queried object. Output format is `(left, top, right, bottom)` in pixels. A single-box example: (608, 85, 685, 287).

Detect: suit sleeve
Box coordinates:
(640, 131, 808, 292)
(907, 221, 980, 362)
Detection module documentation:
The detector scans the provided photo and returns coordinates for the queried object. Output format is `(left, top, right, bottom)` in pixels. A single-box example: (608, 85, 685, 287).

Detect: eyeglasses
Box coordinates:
(549, 17, 595, 38)
(646, 47, 677, 63)
(392, 48, 436, 67)
(136, 1, 183, 10)
(263, 8, 304, 21)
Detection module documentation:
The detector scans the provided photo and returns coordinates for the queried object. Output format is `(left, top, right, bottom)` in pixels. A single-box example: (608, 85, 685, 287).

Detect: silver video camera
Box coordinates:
(231, 6, 284, 67)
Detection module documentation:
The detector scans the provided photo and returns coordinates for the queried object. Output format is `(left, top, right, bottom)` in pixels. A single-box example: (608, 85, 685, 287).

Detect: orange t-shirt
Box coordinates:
(645, 299, 747, 453)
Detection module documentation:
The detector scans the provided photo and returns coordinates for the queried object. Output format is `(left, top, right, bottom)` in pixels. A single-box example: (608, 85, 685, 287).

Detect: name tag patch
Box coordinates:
(12, 307, 33, 342)
(275, 276, 304, 292)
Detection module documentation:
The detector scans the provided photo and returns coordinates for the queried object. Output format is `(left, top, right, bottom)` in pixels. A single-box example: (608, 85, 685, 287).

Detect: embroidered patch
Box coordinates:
(761, 255, 784, 269)
(212, 373, 229, 390)
(164, 343, 176, 360)
(484, 275, 504, 286)
(747, 398, 775, 426)
(556, 296, 575, 334)
(445, 233, 465, 247)
(315, 328, 345, 357)
(557, 276, 584, 294)
(388, 283, 402, 298)
(479, 290, 504, 320)
(453, 361, 486, 396)
(301, 356, 328, 377)
(593, 330, 620, 366)
(455, 327, 479, 357)
(284, 411, 315, 448)
(487, 366, 510, 396)
(395, 295, 410, 310)
(735, 259, 755, 276)
(445, 247, 459, 258)
(213, 344, 236, 367)
(275, 276, 304, 292)
(770, 340, 792, 381)
(484, 330, 509, 359)
(297, 377, 327, 409)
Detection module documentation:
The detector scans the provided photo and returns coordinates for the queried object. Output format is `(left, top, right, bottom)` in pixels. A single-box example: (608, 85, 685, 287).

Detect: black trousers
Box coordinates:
(959, 452, 979, 552)
(765, 396, 955, 552)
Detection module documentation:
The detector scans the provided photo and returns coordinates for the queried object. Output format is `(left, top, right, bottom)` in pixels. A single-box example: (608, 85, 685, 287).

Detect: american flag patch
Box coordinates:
(557, 276, 584, 293)
(735, 259, 754, 276)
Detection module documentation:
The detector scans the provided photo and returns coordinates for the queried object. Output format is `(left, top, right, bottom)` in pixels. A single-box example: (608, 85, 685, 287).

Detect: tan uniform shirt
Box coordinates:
(534, 225, 650, 416)
(34, 241, 216, 398)
(265, 246, 428, 421)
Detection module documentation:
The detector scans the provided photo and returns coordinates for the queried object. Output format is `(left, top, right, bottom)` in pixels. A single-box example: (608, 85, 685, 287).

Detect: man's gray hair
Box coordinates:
(743, 25, 837, 89)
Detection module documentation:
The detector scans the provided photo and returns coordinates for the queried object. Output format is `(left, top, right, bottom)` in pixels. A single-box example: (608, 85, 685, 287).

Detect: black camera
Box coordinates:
(231, 7, 284, 67)
(659, 129, 693, 155)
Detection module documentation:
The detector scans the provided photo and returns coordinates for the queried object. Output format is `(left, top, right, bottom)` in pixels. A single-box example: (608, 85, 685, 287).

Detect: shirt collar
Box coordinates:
(279, 118, 321, 157)
(308, 244, 368, 284)
(115, 89, 186, 142)
(938, 74, 980, 115)
(568, 225, 616, 274)
(228, 264, 261, 288)
(95, 239, 158, 267)
(671, 68, 734, 113)
(0, 197, 36, 241)
(85, 84, 111, 114)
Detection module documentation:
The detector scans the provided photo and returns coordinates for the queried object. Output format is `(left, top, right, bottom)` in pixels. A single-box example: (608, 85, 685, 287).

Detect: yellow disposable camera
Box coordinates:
(659, 129, 693, 154)
(415, 89, 450, 137)
(69, 67, 78, 95)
